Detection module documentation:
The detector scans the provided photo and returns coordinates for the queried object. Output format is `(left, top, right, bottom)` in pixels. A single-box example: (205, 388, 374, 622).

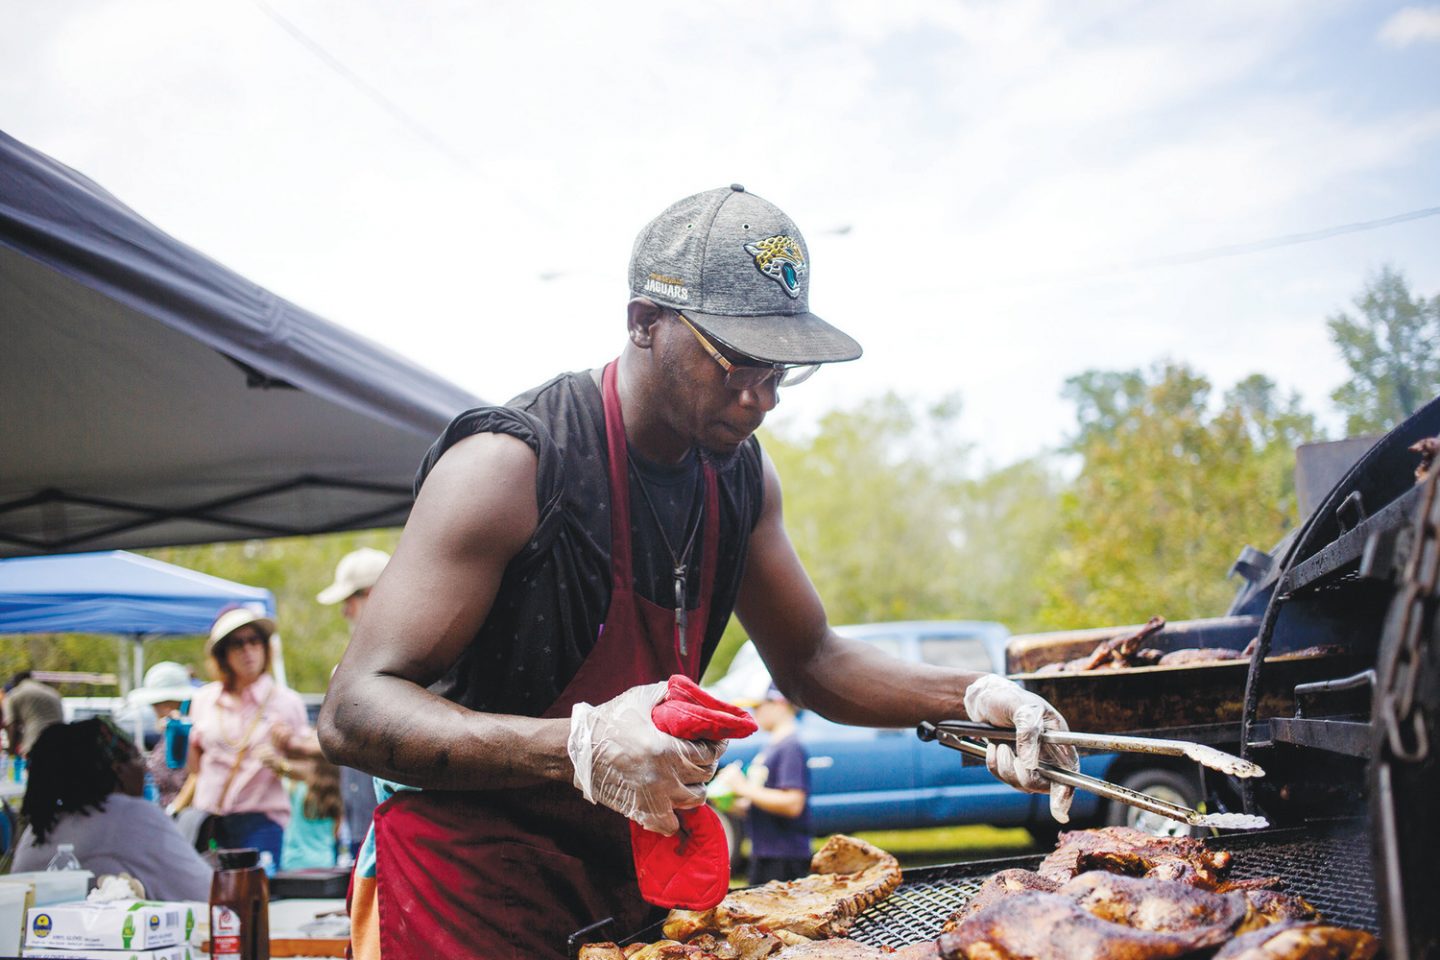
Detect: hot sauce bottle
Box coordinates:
(211, 848, 270, 960)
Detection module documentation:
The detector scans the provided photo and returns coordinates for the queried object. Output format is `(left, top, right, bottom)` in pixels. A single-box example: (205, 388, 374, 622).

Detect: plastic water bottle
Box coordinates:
(258, 850, 276, 878)
(143, 772, 159, 803)
(46, 843, 81, 871)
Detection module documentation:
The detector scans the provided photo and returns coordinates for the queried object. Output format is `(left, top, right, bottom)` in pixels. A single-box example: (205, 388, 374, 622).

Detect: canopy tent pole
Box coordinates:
(270, 632, 289, 689)
(132, 635, 146, 749)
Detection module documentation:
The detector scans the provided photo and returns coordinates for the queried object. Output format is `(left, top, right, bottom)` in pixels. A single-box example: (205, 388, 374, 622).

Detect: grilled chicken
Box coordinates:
(1210, 921, 1379, 959)
(937, 891, 1239, 960)
(1038, 827, 1232, 889)
(663, 835, 902, 942)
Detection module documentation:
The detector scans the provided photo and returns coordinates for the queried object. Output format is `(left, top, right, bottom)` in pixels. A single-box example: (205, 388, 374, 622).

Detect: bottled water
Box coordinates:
(46, 843, 81, 871)
(258, 850, 276, 877)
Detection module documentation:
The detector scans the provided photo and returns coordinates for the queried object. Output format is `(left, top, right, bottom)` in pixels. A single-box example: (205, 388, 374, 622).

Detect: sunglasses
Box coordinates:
(676, 312, 819, 391)
(223, 630, 268, 649)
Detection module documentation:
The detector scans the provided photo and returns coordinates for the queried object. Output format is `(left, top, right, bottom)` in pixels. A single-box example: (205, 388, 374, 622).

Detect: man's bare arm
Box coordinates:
(733, 449, 980, 728)
(318, 431, 573, 790)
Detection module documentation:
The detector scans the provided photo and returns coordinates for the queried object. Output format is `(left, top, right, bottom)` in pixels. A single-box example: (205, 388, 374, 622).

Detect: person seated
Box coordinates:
(11, 719, 212, 901)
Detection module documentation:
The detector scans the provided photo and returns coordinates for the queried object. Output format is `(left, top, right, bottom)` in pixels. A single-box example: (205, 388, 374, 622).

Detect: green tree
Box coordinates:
(1037, 363, 1319, 629)
(146, 530, 399, 691)
(948, 458, 1066, 633)
(703, 392, 1066, 680)
(0, 529, 398, 695)
(1328, 265, 1440, 434)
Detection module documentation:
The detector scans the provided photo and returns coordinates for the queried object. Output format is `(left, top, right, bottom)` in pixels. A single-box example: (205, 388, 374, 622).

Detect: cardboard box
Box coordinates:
(25, 901, 194, 951)
(24, 946, 196, 960)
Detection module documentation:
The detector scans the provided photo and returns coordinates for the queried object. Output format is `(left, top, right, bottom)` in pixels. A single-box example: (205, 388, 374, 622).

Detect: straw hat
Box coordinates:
(206, 607, 276, 656)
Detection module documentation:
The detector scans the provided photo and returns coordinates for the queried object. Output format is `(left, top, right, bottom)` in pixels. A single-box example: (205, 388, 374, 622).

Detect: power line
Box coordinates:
(1129, 205, 1440, 270)
(249, 0, 472, 170)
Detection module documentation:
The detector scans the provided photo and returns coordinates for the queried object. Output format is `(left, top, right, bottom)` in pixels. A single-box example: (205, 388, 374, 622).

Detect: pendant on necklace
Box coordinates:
(674, 564, 688, 657)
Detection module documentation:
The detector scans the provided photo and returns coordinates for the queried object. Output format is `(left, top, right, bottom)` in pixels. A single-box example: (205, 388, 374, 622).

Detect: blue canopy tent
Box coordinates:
(0, 550, 274, 635)
(0, 550, 277, 745)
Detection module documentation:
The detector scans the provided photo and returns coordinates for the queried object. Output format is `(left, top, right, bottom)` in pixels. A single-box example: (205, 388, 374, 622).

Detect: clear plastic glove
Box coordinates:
(567, 681, 727, 836)
(963, 674, 1079, 823)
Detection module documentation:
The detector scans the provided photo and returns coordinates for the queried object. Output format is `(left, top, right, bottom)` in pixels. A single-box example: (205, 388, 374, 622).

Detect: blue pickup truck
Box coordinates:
(707, 621, 1205, 852)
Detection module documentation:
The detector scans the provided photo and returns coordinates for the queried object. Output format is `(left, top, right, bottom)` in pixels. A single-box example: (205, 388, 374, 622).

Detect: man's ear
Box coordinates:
(627, 298, 667, 349)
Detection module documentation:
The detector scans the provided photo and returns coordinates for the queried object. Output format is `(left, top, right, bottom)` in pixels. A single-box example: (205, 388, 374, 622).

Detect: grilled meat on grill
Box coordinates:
(1210, 921, 1379, 959)
(1157, 648, 1245, 666)
(579, 943, 715, 960)
(1080, 616, 1166, 670)
(772, 939, 938, 959)
(940, 870, 1061, 931)
(937, 891, 1239, 960)
(1038, 827, 1232, 889)
(1057, 872, 1249, 934)
(662, 835, 902, 942)
(686, 926, 787, 960)
(1236, 891, 1322, 933)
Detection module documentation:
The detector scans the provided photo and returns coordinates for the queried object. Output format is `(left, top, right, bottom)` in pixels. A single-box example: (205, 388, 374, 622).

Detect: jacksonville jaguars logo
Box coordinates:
(744, 235, 806, 299)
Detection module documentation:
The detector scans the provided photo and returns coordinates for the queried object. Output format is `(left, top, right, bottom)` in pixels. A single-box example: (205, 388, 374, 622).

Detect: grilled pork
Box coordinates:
(1038, 826, 1232, 889)
(1210, 921, 1379, 959)
(662, 835, 902, 942)
(1157, 648, 1245, 666)
(1058, 871, 1248, 934)
(940, 870, 1061, 931)
(1236, 891, 1322, 933)
(937, 890, 1239, 960)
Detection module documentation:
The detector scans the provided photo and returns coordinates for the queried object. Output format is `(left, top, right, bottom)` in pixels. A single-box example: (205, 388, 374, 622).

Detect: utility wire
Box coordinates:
(249, 0, 559, 226)
(249, 0, 471, 170)
(1128, 205, 1440, 271)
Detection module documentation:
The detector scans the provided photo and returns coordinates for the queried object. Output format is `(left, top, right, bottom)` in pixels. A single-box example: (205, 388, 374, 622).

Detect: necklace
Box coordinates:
(628, 454, 706, 656)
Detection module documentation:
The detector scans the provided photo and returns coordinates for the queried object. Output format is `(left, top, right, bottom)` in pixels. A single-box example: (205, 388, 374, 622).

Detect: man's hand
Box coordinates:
(567, 682, 727, 836)
(963, 674, 1078, 823)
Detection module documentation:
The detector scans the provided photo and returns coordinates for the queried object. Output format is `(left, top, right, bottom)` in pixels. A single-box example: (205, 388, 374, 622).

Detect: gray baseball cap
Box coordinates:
(628, 185, 862, 365)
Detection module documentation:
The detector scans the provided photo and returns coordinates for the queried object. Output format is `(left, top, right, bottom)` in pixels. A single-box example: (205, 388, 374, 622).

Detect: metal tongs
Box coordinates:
(917, 720, 1271, 831)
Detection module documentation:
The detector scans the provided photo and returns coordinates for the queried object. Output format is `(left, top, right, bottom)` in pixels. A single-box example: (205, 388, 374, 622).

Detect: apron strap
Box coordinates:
(601, 360, 634, 594)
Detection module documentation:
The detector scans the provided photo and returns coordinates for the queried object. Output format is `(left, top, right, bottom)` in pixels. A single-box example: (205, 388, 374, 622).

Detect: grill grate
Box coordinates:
(846, 821, 1378, 947)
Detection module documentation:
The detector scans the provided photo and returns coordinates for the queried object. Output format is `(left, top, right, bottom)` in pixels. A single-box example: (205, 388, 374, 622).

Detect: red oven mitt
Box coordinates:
(631, 674, 758, 910)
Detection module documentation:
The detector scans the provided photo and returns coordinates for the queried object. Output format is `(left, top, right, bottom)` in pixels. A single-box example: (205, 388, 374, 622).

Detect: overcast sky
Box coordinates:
(4, 1, 1438, 464)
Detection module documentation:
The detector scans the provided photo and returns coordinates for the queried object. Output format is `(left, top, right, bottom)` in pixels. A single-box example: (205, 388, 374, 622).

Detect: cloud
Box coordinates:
(4, 0, 1437, 464)
(1377, 5, 1440, 45)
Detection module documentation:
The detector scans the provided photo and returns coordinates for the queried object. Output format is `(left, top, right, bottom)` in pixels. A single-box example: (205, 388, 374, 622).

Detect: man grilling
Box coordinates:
(320, 185, 1078, 960)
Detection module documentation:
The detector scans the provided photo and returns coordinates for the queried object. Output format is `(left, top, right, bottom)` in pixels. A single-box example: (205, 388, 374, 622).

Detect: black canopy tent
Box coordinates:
(0, 129, 482, 557)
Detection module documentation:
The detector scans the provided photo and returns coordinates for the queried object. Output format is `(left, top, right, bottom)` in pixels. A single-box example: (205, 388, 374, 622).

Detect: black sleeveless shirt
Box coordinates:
(414, 370, 766, 717)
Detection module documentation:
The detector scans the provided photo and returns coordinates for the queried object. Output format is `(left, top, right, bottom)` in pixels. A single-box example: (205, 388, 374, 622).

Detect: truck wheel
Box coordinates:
(1027, 820, 1063, 849)
(1104, 768, 1201, 838)
(719, 812, 745, 868)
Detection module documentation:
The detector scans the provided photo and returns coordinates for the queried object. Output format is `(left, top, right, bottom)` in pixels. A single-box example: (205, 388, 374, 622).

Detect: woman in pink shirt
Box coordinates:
(176, 607, 309, 865)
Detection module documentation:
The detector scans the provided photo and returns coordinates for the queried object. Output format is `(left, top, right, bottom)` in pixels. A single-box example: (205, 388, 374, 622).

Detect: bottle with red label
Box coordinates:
(210, 848, 269, 960)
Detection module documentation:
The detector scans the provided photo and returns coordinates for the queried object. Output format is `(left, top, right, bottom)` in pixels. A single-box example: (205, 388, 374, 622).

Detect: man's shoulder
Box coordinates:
(416, 370, 599, 496)
(9, 680, 60, 708)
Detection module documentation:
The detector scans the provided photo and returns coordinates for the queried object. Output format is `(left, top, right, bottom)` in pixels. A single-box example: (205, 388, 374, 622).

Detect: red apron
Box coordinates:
(370, 360, 720, 960)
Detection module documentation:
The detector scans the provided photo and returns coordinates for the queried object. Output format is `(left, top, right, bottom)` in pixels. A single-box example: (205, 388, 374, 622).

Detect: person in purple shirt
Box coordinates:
(721, 683, 813, 884)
